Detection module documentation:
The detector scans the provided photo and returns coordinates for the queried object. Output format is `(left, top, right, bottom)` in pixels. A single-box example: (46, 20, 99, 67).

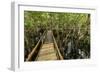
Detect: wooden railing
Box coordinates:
(26, 31, 46, 61)
(52, 33, 64, 60)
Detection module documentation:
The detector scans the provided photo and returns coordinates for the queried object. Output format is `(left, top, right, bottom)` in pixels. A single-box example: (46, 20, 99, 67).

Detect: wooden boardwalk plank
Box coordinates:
(36, 43, 57, 61)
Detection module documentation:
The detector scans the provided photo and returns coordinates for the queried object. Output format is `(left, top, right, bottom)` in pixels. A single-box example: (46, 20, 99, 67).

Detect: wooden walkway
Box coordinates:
(36, 30, 57, 61)
(36, 43, 57, 61)
(26, 30, 63, 61)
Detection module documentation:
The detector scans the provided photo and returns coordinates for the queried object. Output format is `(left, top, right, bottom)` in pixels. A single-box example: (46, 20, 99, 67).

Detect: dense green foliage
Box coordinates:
(24, 11, 90, 60)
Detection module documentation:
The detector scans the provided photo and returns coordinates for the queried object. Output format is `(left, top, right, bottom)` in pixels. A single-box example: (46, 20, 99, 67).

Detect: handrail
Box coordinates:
(26, 38, 41, 61)
(26, 31, 46, 61)
(52, 33, 63, 60)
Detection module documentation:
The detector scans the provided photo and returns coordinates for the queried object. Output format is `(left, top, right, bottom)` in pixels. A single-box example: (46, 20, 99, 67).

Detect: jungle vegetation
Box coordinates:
(24, 11, 90, 60)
